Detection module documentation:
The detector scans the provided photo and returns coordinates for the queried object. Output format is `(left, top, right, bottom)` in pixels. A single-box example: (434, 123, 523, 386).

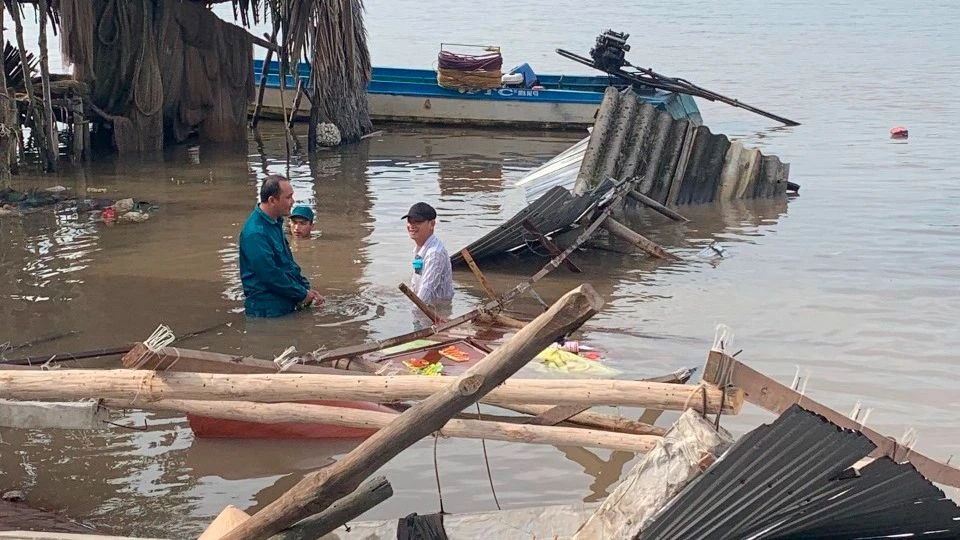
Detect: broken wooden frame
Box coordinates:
(703, 350, 960, 489)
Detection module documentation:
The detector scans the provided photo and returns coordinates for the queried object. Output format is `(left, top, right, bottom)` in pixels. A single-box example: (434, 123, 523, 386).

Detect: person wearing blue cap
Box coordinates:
(288, 205, 315, 239)
(403, 202, 454, 314)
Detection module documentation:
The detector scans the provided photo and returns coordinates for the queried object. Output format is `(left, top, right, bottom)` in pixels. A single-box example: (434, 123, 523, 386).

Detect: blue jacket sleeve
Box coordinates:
(242, 231, 310, 302)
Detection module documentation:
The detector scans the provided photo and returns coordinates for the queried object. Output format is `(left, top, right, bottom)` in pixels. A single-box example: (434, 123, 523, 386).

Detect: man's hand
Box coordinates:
(302, 290, 325, 307)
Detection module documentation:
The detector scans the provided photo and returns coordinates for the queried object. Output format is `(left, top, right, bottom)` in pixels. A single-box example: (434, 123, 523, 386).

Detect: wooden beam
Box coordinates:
(601, 216, 682, 262)
(398, 283, 441, 324)
(4, 370, 741, 413)
(627, 190, 689, 223)
(703, 350, 960, 488)
(120, 343, 366, 376)
(500, 403, 666, 437)
(250, 23, 281, 129)
(666, 123, 697, 207)
(215, 284, 605, 539)
(37, 0, 58, 171)
(459, 248, 500, 302)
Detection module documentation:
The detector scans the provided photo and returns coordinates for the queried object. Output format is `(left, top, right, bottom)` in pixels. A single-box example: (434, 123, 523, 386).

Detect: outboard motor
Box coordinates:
(589, 30, 631, 72)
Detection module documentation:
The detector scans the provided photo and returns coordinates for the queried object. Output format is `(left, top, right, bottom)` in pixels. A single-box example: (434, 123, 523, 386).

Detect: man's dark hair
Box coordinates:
(260, 174, 289, 203)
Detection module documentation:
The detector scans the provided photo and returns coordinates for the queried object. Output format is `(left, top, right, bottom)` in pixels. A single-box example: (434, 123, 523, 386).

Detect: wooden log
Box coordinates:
(7, 370, 741, 414)
(216, 284, 606, 539)
(287, 77, 305, 128)
(0, 399, 107, 429)
(37, 0, 58, 172)
(602, 216, 682, 262)
(459, 248, 499, 302)
(521, 219, 583, 273)
(572, 409, 734, 539)
(702, 350, 960, 489)
(398, 283, 441, 324)
(105, 398, 659, 452)
(271, 477, 393, 540)
(627, 189, 689, 223)
(0, 7, 14, 186)
(200, 505, 251, 540)
(250, 23, 281, 129)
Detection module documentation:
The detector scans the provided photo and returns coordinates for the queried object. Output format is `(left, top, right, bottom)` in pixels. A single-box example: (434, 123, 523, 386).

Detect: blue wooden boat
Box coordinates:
(253, 60, 702, 130)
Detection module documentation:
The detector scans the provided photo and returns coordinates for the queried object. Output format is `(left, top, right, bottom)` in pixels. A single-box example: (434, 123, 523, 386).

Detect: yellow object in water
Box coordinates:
(535, 346, 619, 376)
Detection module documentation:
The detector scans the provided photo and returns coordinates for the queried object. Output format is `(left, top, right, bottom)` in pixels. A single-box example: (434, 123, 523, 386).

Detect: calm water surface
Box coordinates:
(2, 1, 959, 536)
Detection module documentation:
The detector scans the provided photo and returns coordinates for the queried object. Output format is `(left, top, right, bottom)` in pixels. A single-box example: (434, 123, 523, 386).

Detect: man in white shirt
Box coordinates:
(403, 202, 454, 313)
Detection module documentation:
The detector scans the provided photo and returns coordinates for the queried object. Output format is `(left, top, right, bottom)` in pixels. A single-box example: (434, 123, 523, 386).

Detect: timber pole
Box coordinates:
(602, 216, 682, 262)
(251, 24, 281, 129)
(0, 5, 16, 185)
(2, 371, 740, 413)
(37, 0, 58, 171)
(216, 284, 606, 539)
(270, 477, 393, 540)
(627, 189, 690, 223)
(103, 399, 661, 452)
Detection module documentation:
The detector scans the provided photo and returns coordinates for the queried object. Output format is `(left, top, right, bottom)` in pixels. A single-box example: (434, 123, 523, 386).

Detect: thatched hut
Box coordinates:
(0, 0, 371, 178)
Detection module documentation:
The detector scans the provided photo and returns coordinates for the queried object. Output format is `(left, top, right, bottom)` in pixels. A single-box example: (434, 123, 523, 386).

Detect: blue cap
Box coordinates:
(290, 206, 314, 223)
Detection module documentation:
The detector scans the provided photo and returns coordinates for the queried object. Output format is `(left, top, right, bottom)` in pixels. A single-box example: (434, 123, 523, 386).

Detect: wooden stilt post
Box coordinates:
(627, 189, 690, 223)
(0, 5, 15, 185)
(251, 24, 281, 129)
(10, 1, 50, 170)
(37, 0, 58, 171)
(601, 216, 682, 262)
(287, 76, 305, 128)
(214, 285, 606, 539)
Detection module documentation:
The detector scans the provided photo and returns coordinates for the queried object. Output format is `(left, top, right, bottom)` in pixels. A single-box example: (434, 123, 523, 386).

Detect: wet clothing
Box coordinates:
(239, 206, 310, 317)
(411, 234, 454, 306)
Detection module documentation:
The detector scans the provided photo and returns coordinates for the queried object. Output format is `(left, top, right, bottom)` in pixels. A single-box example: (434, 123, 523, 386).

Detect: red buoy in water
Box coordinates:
(890, 126, 909, 139)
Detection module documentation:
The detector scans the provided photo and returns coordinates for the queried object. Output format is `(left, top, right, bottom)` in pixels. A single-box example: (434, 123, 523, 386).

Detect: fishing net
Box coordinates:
(58, 0, 254, 152)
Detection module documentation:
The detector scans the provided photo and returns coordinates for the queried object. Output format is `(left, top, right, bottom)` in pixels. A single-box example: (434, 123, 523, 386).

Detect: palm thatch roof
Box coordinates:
(8, 0, 372, 148)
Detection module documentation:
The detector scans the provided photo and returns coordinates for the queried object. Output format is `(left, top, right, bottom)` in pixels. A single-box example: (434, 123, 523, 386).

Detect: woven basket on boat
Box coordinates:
(437, 67, 502, 91)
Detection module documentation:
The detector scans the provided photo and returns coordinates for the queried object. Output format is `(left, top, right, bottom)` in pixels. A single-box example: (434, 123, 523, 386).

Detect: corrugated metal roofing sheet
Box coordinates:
(638, 404, 960, 540)
(450, 180, 612, 266)
(573, 87, 789, 204)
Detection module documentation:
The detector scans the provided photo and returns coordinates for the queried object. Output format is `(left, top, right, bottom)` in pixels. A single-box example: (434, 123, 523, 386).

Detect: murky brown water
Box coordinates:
(3, 0, 960, 536)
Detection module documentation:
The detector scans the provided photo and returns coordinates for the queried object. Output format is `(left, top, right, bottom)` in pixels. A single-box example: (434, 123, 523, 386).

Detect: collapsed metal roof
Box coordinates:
(450, 180, 613, 266)
(638, 404, 960, 540)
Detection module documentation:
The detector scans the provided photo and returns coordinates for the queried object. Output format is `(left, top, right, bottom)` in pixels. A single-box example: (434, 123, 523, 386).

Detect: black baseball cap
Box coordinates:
(402, 202, 437, 222)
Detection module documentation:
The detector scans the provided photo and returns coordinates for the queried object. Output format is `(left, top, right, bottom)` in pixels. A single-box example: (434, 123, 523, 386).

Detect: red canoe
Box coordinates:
(187, 400, 398, 439)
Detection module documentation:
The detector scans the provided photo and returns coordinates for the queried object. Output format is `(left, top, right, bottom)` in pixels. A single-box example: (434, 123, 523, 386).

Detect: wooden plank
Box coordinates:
(627, 189, 689, 223)
(120, 344, 364, 376)
(521, 219, 582, 273)
(703, 350, 960, 488)
(215, 284, 606, 539)
(459, 248, 500, 301)
(602, 216, 682, 262)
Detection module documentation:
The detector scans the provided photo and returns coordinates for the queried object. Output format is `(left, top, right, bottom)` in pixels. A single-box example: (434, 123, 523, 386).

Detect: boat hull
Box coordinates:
(252, 61, 701, 129)
(187, 400, 396, 440)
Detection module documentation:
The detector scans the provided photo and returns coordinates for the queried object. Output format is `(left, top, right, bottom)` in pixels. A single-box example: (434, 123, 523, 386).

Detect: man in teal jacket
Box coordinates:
(239, 175, 323, 317)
